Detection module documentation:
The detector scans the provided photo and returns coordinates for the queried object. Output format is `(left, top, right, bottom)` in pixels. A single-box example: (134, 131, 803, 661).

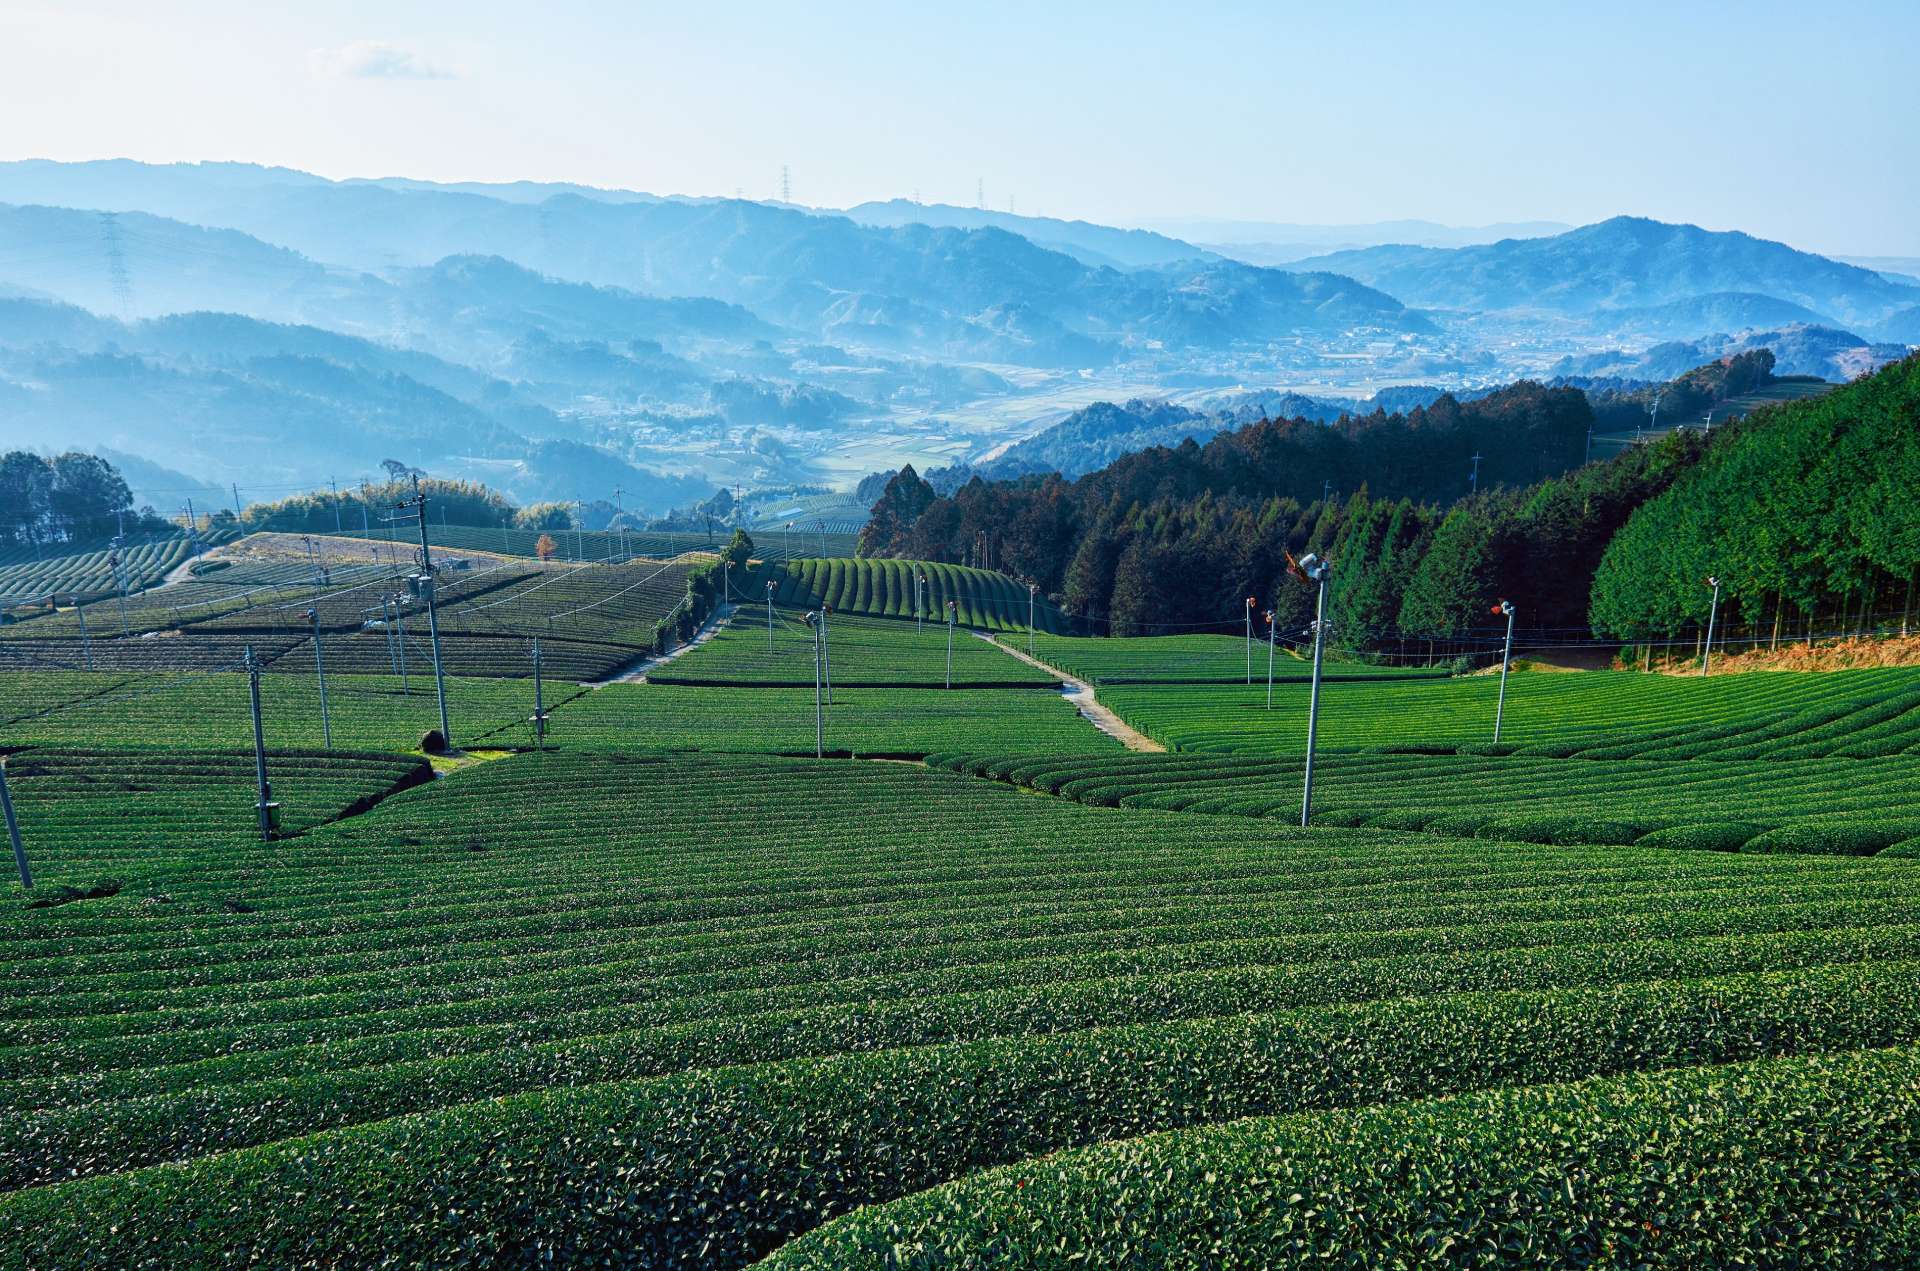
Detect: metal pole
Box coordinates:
(1029, 584, 1037, 658)
(245, 645, 274, 842)
(821, 606, 833, 705)
(532, 638, 546, 751)
(309, 609, 332, 749)
(916, 573, 924, 634)
(946, 600, 955, 689)
(392, 595, 409, 690)
(1300, 572, 1329, 827)
(425, 577, 451, 748)
(72, 596, 93, 671)
(1265, 609, 1275, 708)
(1702, 577, 1721, 675)
(1245, 599, 1253, 684)
(0, 757, 30, 890)
(806, 612, 824, 758)
(766, 582, 776, 653)
(1493, 600, 1515, 743)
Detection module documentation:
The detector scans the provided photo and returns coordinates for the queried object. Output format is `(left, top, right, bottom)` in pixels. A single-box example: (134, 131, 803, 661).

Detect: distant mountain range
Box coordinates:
(1287, 217, 1920, 332)
(0, 162, 1431, 365)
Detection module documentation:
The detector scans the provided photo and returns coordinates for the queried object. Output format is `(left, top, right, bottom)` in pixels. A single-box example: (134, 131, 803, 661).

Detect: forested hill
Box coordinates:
(1592, 352, 1920, 640)
(857, 354, 1920, 644)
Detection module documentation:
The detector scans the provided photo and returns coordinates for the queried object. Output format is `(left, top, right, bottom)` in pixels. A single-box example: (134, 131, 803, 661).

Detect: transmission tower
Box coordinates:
(780, 165, 791, 203)
(976, 178, 985, 209)
(98, 213, 133, 314)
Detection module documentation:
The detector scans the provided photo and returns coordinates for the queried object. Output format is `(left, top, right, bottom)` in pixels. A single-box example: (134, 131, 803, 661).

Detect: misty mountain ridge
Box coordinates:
(1288, 216, 1920, 327)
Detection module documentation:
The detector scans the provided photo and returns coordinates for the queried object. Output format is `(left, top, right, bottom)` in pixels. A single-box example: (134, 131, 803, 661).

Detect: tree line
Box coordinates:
(858, 379, 1709, 648)
(0, 451, 168, 550)
(1592, 352, 1920, 642)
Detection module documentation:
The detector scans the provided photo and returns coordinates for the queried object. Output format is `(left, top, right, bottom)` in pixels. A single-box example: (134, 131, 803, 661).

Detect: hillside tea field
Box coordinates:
(6, 753, 1920, 1268)
(1094, 664, 1920, 756)
(7, 548, 1920, 1268)
(655, 604, 1059, 687)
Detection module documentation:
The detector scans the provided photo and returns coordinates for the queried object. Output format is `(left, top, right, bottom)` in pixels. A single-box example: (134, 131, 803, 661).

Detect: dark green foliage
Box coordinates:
(855, 465, 936, 558)
(1592, 353, 1920, 637)
(1635, 823, 1766, 852)
(767, 1044, 1920, 1269)
(1741, 821, 1920, 856)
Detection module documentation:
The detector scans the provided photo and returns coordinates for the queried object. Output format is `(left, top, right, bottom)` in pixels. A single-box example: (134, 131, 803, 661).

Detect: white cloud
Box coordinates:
(309, 41, 453, 81)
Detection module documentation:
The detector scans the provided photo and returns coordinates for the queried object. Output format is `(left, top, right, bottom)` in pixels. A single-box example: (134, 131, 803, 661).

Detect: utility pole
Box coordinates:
(1295, 554, 1332, 827)
(1245, 597, 1255, 684)
(1265, 608, 1276, 708)
(245, 645, 276, 842)
(232, 483, 243, 520)
(396, 475, 451, 747)
(916, 572, 926, 634)
(331, 479, 341, 532)
(1, 755, 29, 890)
(389, 594, 409, 688)
(307, 608, 332, 749)
(1469, 452, 1482, 496)
(1492, 599, 1515, 743)
(1029, 583, 1038, 658)
(108, 540, 130, 635)
(818, 521, 827, 556)
(804, 611, 824, 757)
(530, 639, 547, 751)
(1583, 425, 1594, 465)
(766, 581, 776, 653)
(1702, 576, 1722, 675)
(945, 599, 956, 689)
(723, 559, 731, 608)
(821, 604, 834, 704)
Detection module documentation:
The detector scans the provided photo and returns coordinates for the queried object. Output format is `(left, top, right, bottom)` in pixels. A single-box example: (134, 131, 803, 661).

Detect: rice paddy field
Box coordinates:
(5, 569, 1920, 1267)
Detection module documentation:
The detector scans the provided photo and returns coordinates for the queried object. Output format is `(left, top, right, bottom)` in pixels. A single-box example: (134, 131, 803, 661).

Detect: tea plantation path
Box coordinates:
(981, 632, 1165, 752)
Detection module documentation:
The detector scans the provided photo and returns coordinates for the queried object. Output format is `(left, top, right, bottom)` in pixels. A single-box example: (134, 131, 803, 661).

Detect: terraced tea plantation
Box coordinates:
(929, 750, 1920, 856)
(770, 558, 1064, 632)
(656, 604, 1059, 687)
(1023, 630, 1448, 684)
(7, 573, 1920, 1266)
(5, 754, 1920, 1268)
(0, 531, 234, 606)
(1094, 664, 1920, 756)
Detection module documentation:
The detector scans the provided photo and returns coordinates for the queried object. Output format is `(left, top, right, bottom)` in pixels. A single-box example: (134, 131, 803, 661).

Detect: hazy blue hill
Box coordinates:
(0, 202, 368, 323)
(1289, 217, 1920, 325)
(971, 384, 1462, 481)
(836, 199, 1210, 269)
(0, 296, 120, 348)
(1586, 291, 1837, 339)
(1881, 305, 1920, 344)
(1549, 323, 1905, 382)
(0, 346, 518, 481)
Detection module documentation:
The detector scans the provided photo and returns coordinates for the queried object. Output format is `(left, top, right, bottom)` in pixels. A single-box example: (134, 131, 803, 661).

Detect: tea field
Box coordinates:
(769, 557, 1063, 632)
(6, 582, 1920, 1267)
(1093, 664, 1920, 756)
(655, 604, 1059, 687)
(5, 753, 1920, 1268)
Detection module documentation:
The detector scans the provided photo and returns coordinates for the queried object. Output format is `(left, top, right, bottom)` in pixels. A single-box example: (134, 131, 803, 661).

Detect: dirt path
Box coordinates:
(584, 603, 734, 687)
(978, 633, 1165, 752)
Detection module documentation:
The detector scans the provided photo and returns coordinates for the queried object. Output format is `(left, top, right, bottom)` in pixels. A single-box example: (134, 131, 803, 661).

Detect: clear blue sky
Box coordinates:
(4, 0, 1916, 254)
